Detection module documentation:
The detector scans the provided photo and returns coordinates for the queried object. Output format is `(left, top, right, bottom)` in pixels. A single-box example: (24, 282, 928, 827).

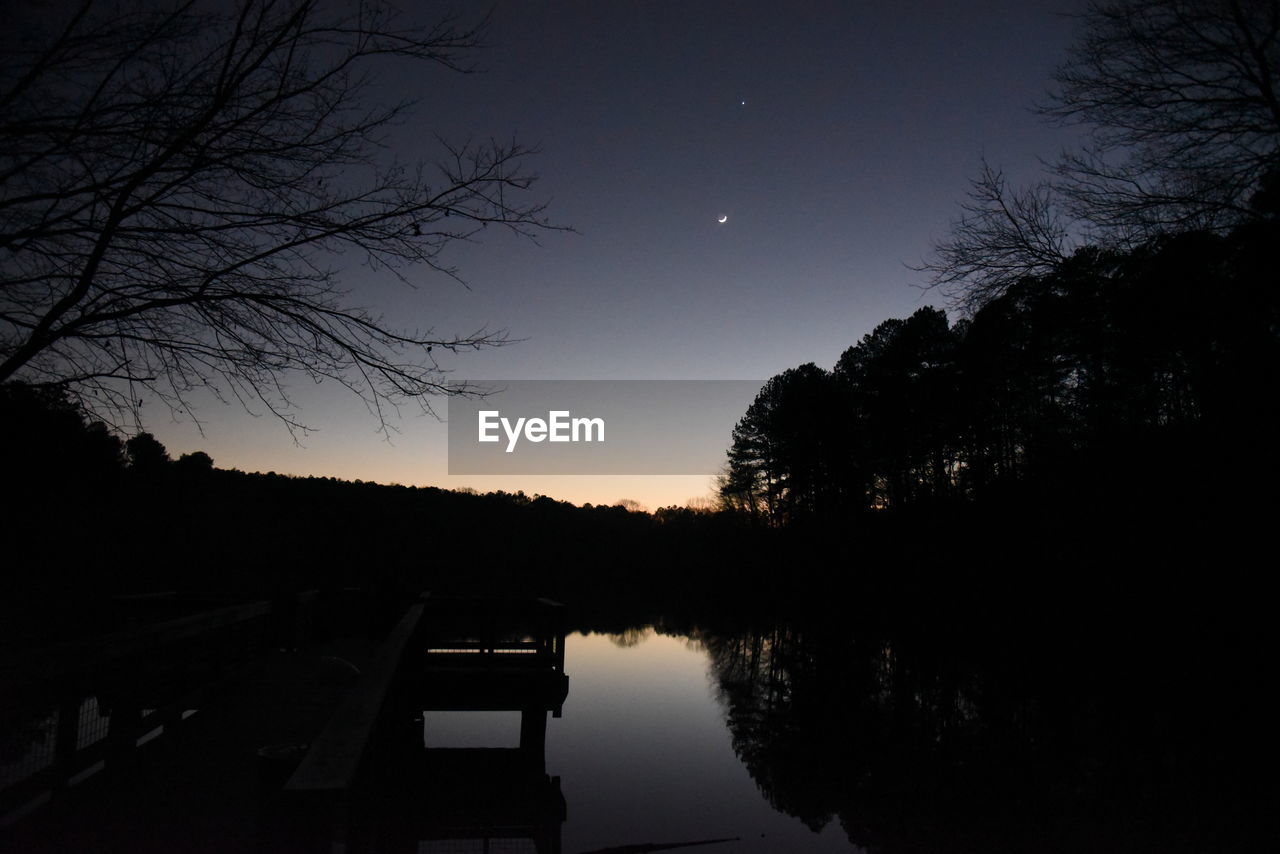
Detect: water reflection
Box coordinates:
(606, 627, 652, 648)
(549, 631, 855, 854)
(4, 600, 1272, 853)
(358, 596, 570, 853)
(696, 619, 1276, 853)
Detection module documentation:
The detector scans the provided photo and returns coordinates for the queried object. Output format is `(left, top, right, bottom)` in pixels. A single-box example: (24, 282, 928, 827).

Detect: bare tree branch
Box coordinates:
(1042, 0, 1280, 238)
(913, 160, 1077, 313)
(0, 0, 566, 436)
(922, 1, 1280, 312)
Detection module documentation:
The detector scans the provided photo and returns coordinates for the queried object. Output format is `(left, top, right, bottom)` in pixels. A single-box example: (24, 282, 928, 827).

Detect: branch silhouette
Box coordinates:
(0, 0, 565, 434)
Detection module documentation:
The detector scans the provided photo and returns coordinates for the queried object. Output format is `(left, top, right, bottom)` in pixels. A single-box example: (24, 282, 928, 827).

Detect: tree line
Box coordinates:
(723, 0, 1280, 525)
(720, 215, 1279, 525)
(0, 382, 774, 648)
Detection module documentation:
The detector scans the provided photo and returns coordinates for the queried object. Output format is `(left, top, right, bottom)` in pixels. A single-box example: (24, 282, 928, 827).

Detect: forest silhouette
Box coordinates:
(3, 0, 1275, 634)
(3, 2, 1279, 851)
(721, 214, 1279, 526)
(5, 202, 1279, 641)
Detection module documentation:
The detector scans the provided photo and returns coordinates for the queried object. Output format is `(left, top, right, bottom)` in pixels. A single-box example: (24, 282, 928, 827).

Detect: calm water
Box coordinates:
(420, 621, 1276, 854)
(5, 611, 1272, 852)
(426, 629, 855, 853)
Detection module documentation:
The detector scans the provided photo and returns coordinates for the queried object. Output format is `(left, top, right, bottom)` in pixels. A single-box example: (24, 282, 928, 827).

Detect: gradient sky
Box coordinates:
(149, 0, 1085, 509)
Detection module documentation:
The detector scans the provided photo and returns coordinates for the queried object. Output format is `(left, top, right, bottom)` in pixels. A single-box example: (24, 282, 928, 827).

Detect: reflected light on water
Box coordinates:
(422, 711, 523, 748)
(548, 631, 857, 854)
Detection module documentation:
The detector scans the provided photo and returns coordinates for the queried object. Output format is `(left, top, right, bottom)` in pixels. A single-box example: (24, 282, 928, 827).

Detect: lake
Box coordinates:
(418, 617, 1276, 854)
(3, 598, 1273, 854)
(424, 629, 855, 853)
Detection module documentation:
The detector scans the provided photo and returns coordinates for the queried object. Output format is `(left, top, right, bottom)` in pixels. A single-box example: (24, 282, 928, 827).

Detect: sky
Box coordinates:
(149, 0, 1086, 509)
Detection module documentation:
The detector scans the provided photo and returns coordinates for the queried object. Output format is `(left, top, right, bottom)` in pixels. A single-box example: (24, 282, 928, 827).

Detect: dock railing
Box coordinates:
(0, 596, 274, 826)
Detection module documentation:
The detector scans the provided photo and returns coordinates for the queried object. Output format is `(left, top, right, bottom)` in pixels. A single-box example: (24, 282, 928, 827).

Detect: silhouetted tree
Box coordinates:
(0, 0, 558, 433)
(729, 213, 1280, 522)
(1044, 0, 1280, 238)
(0, 381, 124, 489)
(914, 160, 1077, 311)
(835, 307, 962, 508)
(722, 364, 854, 524)
(174, 450, 214, 474)
(125, 431, 170, 474)
(923, 1, 1280, 311)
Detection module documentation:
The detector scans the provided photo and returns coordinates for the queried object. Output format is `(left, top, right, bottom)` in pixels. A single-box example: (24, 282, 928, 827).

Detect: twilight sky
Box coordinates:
(151, 0, 1085, 509)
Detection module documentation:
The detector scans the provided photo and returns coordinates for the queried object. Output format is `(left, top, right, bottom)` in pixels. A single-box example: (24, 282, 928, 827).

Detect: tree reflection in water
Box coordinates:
(607, 627, 654, 649)
(701, 620, 1275, 853)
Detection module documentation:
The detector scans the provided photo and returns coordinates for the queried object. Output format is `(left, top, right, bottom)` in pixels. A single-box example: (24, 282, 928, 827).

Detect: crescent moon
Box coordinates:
(718, 215, 728, 223)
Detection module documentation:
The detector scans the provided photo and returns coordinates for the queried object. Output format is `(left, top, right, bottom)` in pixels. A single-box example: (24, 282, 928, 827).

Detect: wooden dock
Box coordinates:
(281, 593, 571, 853)
(0, 591, 569, 853)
